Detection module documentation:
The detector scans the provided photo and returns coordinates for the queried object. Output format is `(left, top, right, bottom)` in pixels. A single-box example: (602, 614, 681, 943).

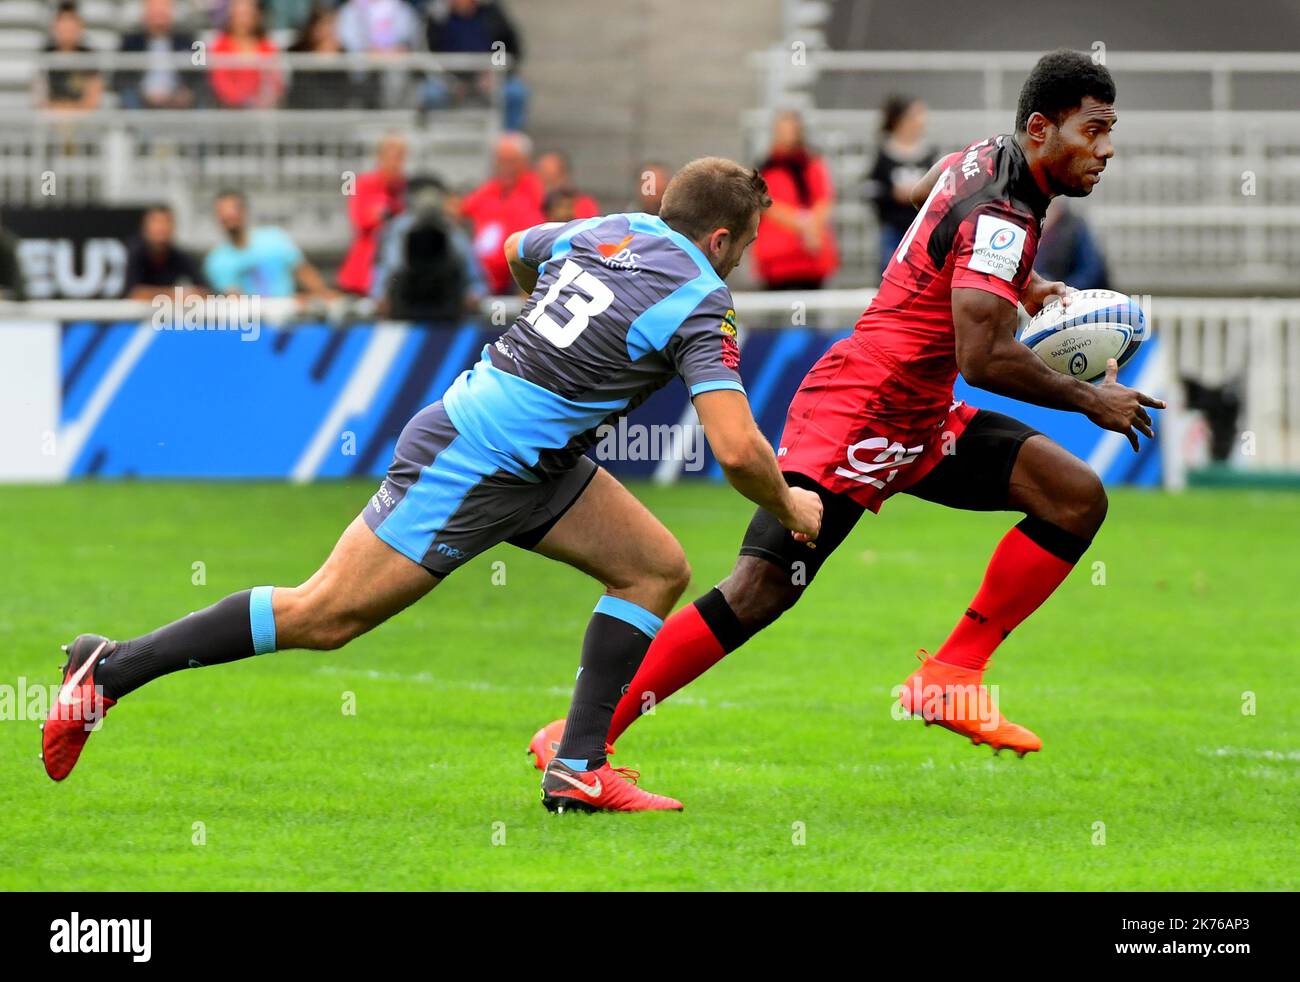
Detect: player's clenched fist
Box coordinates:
(780, 486, 824, 543)
(1086, 357, 1167, 452)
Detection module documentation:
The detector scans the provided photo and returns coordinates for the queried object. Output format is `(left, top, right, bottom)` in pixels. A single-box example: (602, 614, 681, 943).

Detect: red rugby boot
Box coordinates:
(43, 634, 118, 781)
(541, 760, 683, 813)
(897, 651, 1042, 757)
(527, 719, 565, 771)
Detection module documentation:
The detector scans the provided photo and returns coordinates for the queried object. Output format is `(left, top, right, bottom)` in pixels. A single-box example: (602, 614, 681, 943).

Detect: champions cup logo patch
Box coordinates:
(720, 309, 737, 337)
(967, 214, 1026, 283)
(990, 228, 1017, 250)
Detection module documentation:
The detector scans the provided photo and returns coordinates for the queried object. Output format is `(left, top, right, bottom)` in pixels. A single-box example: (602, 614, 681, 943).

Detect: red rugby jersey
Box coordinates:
(855, 133, 1051, 410)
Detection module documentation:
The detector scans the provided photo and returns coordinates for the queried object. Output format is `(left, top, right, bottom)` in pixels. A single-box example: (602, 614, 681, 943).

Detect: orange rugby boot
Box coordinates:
(896, 651, 1042, 757)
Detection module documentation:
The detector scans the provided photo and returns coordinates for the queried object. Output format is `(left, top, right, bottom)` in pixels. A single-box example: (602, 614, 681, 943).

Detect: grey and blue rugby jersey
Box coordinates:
(440, 212, 745, 479)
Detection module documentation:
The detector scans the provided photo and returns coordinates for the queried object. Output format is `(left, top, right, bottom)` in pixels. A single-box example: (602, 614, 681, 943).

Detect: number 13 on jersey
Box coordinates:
(524, 259, 616, 348)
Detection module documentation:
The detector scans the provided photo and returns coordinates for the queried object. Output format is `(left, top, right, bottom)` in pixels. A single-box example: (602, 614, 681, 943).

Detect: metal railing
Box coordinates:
(0, 52, 503, 251)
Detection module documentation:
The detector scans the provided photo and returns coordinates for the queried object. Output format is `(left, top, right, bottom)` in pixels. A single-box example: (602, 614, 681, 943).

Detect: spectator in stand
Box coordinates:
(752, 110, 838, 290)
(337, 133, 408, 296)
(39, 2, 103, 111)
(336, 0, 420, 52)
(542, 188, 579, 223)
(286, 7, 355, 108)
(460, 131, 544, 294)
(372, 175, 486, 321)
(125, 204, 209, 300)
(0, 211, 27, 301)
(630, 161, 672, 214)
(1036, 199, 1110, 290)
(204, 190, 333, 300)
(117, 0, 196, 110)
(865, 94, 937, 274)
(536, 151, 599, 218)
(209, 0, 284, 109)
(425, 0, 528, 132)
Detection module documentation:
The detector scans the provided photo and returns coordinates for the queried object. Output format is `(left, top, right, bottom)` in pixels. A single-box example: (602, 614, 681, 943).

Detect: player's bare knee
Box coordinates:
(1040, 467, 1107, 538)
(664, 551, 692, 601)
(639, 549, 690, 611)
(276, 581, 368, 651)
(311, 617, 363, 651)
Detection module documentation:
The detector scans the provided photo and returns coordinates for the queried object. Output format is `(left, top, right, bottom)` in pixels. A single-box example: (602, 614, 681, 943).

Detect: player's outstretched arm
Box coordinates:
(693, 389, 822, 541)
(952, 286, 1166, 451)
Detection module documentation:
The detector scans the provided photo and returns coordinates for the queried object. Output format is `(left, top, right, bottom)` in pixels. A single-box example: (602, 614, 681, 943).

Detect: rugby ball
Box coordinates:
(1019, 289, 1148, 383)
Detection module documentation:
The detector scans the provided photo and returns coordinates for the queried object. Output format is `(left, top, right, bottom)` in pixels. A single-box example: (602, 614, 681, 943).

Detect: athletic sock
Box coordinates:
(95, 586, 278, 700)
(934, 516, 1092, 673)
(553, 597, 664, 771)
(606, 587, 751, 747)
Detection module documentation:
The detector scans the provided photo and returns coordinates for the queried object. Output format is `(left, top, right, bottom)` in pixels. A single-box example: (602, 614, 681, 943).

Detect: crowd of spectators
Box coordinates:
(36, 0, 529, 121)
(24, 4, 1111, 305)
(100, 101, 1112, 309)
(116, 129, 659, 312)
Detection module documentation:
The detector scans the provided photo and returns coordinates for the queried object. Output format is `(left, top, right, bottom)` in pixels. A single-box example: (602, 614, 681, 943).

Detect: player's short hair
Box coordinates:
(1015, 49, 1116, 133)
(659, 156, 772, 241)
(214, 188, 246, 207)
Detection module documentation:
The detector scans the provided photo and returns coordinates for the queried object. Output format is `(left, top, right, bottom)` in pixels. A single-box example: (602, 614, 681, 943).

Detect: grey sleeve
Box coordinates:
(667, 290, 746, 397)
(518, 219, 586, 269)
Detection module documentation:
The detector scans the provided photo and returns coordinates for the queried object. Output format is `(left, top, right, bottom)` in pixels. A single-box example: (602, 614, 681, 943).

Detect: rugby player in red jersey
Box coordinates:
(530, 49, 1166, 776)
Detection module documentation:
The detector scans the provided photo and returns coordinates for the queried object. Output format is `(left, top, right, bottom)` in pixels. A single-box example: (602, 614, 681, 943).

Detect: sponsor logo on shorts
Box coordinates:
(834, 437, 923, 490)
(434, 542, 466, 560)
(370, 480, 396, 513)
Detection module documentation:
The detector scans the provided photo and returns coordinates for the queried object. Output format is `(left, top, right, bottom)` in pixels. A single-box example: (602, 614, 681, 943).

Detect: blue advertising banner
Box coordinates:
(51, 320, 1164, 485)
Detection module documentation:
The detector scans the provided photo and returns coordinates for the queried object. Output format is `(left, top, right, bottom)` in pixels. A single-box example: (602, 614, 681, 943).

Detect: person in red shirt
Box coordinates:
(752, 110, 838, 289)
(209, 0, 283, 109)
(530, 50, 1167, 791)
(337, 133, 407, 295)
(536, 151, 600, 220)
(460, 132, 545, 294)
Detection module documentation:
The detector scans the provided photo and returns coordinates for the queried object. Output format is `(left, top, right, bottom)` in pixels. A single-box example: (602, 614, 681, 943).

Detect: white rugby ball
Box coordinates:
(1019, 289, 1148, 383)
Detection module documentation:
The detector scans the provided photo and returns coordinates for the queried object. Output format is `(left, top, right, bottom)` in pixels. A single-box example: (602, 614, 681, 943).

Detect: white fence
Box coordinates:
(3, 292, 1298, 486)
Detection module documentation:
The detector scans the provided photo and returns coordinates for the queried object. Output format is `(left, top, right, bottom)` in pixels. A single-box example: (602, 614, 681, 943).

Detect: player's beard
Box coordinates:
(1042, 131, 1095, 198)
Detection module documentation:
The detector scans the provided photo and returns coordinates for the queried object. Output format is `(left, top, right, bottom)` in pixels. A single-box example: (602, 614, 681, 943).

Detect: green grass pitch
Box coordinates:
(1, 480, 1295, 890)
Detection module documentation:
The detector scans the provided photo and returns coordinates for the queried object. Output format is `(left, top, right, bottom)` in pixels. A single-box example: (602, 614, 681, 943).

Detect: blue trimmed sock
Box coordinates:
(96, 587, 275, 699)
(553, 596, 663, 770)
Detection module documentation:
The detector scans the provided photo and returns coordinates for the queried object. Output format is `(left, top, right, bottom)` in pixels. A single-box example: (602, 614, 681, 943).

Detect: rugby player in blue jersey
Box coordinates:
(42, 157, 824, 812)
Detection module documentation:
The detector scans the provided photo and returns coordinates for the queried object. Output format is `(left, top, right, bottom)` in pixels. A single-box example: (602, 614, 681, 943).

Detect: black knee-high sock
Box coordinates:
(554, 602, 662, 770)
(95, 588, 276, 700)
